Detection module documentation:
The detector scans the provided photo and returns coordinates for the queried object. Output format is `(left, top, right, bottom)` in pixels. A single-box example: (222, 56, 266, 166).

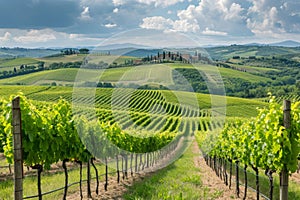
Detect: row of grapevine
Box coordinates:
(199, 95, 300, 199)
(28, 87, 206, 119)
(23, 86, 217, 135)
(0, 94, 180, 199)
(275, 94, 300, 103)
(94, 107, 218, 134)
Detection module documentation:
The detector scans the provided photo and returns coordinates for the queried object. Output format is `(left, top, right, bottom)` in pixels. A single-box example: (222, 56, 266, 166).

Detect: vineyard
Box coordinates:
(0, 81, 267, 198)
(0, 49, 299, 199)
(198, 95, 300, 200)
(0, 93, 187, 199)
(0, 85, 299, 199)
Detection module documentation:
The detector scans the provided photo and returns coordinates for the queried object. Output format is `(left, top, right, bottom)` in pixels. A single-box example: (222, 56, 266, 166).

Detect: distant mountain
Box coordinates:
(92, 47, 161, 57)
(269, 40, 300, 47)
(122, 48, 161, 57)
(244, 42, 266, 46)
(205, 44, 300, 60)
(0, 47, 61, 58)
(92, 43, 151, 51)
(97, 47, 211, 58)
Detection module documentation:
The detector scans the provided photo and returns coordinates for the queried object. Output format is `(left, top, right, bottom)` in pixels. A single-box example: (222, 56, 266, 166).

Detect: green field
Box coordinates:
(168, 63, 270, 82)
(0, 64, 174, 86)
(0, 61, 270, 86)
(0, 57, 39, 67)
(206, 45, 300, 60)
(226, 61, 280, 73)
(87, 54, 136, 65)
(0, 54, 135, 72)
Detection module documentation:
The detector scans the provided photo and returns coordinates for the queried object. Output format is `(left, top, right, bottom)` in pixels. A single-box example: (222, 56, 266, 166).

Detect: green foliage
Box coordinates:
(199, 95, 300, 173)
(0, 94, 177, 169)
(0, 94, 92, 169)
(0, 98, 12, 161)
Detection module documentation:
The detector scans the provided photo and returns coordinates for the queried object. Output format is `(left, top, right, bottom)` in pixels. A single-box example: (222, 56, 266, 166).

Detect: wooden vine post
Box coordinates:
(280, 100, 291, 200)
(12, 97, 23, 200)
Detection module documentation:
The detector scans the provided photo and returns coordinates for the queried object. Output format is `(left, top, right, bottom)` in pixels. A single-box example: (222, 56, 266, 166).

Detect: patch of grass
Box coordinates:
(227, 63, 279, 73)
(122, 142, 222, 200)
(40, 54, 86, 64)
(0, 162, 107, 200)
(223, 161, 300, 200)
(0, 64, 175, 86)
(0, 68, 100, 85)
(88, 55, 137, 65)
(218, 67, 269, 82)
(170, 62, 269, 83)
(0, 57, 39, 67)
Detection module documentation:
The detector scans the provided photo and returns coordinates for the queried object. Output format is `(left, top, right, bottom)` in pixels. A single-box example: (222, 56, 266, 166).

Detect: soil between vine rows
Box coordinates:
(66, 141, 257, 200)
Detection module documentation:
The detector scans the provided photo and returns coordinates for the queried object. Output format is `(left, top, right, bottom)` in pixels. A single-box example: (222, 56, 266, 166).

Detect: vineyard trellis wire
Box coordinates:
(198, 96, 300, 200)
(204, 156, 271, 200)
(1, 94, 188, 199)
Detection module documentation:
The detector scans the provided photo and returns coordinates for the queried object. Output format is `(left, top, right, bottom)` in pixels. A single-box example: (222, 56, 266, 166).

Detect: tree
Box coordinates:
(38, 62, 45, 69)
(79, 48, 90, 54)
(179, 55, 183, 62)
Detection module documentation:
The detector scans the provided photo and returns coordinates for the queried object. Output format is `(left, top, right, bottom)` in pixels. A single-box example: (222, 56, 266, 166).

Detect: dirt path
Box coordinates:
(67, 140, 257, 199)
(66, 171, 155, 200)
(192, 141, 256, 200)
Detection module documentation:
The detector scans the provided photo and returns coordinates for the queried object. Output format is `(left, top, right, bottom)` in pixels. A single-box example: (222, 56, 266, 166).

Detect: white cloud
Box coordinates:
(1, 0, 299, 47)
(0, 32, 11, 41)
(140, 0, 247, 35)
(140, 16, 173, 31)
(140, 16, 199, 33)
(112, 0, 125, 6)
(202, 27, 228, 36)
(247, 0, 288, 36)
(178, 0, 244, 21)
(225, 3, 244, 20)
(113, 8, 119, 13)
(13, 29, 56, 43)
(80, 7, 92, 20)
(173, 19, 200, 32)
(136, 0, 184, 7)
(104, 23, 117, 28)
(177, 5, 197, 21)
(174, 0, 248, 36)
(69, 33, 82, 40)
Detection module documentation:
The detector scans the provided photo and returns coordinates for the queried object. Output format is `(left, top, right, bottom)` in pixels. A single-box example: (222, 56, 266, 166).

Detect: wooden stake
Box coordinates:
(280, 100, 291, 200)
(12, 97, 23, 200)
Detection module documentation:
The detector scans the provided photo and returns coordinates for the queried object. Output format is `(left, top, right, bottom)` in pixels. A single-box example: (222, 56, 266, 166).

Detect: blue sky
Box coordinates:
(0, 0, 299, 48)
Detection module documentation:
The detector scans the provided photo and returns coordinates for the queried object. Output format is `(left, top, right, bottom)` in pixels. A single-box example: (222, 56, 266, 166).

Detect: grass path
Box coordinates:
(120, 140, 256, 200)
(108, 140, 254, 200)
(0, 140, 258, 200)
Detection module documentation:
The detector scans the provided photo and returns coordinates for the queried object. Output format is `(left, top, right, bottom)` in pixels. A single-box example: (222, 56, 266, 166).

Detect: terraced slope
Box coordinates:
(0, 85, 266, 138)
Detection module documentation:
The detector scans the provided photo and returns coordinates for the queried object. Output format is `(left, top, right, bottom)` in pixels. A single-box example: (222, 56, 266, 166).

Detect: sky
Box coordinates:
(0, 0, 300, 48)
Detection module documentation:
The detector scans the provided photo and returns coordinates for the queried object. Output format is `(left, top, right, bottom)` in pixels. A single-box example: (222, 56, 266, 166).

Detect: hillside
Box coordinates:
(0, 85, 265, 119)
(0, 45, 299, 200)
(0, 47, 60, 58)
(0, 44, 298, 99)
(205, 45, 300, 60)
